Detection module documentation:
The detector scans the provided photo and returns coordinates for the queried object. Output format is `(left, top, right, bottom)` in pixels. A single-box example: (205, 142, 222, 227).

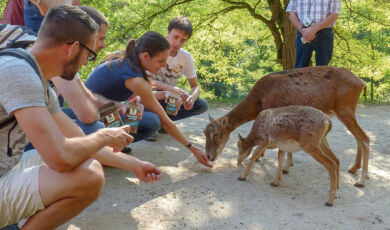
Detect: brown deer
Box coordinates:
(204, 66, 369, 187)
(236, 105, 339, 206)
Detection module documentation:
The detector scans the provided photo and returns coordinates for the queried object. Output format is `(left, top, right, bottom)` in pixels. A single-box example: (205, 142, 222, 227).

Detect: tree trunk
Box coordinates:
(281, 10, 296, 70)
(370, 77, 374, 101)
(267, 0, 296, 70)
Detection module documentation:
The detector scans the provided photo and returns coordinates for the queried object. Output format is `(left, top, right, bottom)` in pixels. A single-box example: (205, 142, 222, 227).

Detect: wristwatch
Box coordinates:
(186, 142, 192, 150)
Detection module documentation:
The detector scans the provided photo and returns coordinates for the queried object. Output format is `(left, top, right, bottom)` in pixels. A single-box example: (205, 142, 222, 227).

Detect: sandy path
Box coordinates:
(61, 104, 390, 230)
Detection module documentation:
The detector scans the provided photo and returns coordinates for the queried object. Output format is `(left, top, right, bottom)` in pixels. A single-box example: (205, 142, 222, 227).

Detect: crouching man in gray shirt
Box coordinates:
(0, 5, 161, 229)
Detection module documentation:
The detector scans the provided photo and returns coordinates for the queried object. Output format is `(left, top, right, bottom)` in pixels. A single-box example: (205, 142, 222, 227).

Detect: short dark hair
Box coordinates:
(38, 5, 98, 46)
(168, 16, 192, 38)
(80, 6, 108, 27)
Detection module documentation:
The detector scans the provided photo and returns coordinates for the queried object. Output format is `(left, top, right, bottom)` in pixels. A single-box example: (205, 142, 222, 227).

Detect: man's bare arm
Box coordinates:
(312, 13, 339, 32)
(148, 78, 176, 91)
(15, 107, 132, 172)
(52, 76, 99, 124)
(289, 11, 303, 31)
(187, 77, 200, 100)
(148, 77, 188, 100)
(303, 13, 339, 42)
(51, 108, 162, 182)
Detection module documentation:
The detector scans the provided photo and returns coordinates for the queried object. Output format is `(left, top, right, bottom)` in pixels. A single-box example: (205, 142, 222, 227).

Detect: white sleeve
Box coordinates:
(182, 52, 197, 80)
(286, 0, 296, 12)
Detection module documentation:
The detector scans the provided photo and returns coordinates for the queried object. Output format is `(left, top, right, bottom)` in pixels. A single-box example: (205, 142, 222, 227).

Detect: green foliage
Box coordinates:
(331, 0, 390, 101)
(1, 0, 389, 101)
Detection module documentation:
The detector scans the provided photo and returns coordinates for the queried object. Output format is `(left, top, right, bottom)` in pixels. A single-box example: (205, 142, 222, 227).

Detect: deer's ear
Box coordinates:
(238, 133, 244, 142)
(208, 114, 215, 122)
(220, 116, 229, 127)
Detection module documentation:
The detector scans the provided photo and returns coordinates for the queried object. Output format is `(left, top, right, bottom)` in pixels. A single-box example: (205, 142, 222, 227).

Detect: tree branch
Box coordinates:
(194, 5, 246, 31)
(333, 28, 350, 52)
(342, 0, 390, 27)
(221, 0, 270, 24)
(122, 0, 195, 35)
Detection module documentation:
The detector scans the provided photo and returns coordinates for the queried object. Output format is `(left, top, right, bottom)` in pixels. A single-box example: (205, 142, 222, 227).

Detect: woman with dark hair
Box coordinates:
(85, 31, 212, 168)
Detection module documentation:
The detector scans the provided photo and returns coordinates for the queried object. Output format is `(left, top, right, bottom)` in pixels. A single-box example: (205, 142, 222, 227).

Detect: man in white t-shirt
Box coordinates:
(148, 16, 208, 139)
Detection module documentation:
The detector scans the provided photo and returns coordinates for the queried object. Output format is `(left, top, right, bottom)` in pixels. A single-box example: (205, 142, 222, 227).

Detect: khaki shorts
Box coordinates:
(0, 150, 44, 228)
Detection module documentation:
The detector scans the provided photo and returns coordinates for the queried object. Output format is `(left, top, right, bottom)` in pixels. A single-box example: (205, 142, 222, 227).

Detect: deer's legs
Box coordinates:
(283, 152, 294, 174)
(321, 138, 340, 189)
(337, 112, 370, 187)
(254, 150, 265, 162)
(304, 146, 338, 206)
(239, 142, 267, 181)
(271, 150, 285, 187)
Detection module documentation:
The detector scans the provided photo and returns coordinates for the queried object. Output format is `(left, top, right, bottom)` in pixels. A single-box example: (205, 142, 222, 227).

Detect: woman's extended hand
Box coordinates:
(190, 145, 213, 168)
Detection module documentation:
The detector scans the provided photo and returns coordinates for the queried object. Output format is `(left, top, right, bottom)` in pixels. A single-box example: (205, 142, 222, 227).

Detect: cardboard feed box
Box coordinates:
(124, 102, 140, 134)
(99, 102, 123, 128)
(166, 91, 181, 116)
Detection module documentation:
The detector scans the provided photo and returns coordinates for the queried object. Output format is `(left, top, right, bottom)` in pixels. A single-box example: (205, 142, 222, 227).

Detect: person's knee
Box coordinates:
(75, 159, 105, 200)
(144, 113, 161, 132)
(194, 98, 208, 114)
(79, 121, 105, 135)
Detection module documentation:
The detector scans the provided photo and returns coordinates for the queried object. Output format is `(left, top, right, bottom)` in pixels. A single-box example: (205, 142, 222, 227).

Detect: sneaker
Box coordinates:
(121, 147, 132, 154)
(146, 133, 157, 142)
(158, 128, 167, 134)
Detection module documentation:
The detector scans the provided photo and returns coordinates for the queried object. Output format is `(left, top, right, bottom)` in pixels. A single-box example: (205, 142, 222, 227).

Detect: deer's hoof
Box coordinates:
(348, 168, 357, 174)
(270, 182, 279, 187)
(238, 176, 246, 181)
(324, 202, 333, 207)
(282, 169, 289, 174)
(354, 182, 365, 188)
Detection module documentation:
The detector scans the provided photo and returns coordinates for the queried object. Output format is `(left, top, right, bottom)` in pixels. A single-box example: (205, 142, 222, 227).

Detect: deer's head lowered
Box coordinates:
(204, 115, 230, 162)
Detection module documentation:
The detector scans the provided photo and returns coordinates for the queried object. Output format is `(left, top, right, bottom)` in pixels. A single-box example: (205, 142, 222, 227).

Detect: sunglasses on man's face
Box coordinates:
(67, 41, 97, 61)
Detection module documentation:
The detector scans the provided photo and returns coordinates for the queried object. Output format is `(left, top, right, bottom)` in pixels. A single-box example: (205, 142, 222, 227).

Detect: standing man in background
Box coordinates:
(24, 0, 80, 33)
(286, 0, 341, 68)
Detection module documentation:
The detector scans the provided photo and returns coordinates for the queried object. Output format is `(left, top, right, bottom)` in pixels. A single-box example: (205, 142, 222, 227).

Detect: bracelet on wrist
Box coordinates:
(33, 0, 41, 5)
(186, 142, 192, 150)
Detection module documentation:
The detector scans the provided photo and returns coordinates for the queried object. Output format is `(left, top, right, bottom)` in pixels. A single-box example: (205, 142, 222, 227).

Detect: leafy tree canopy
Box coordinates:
(1, 0, 389, 101)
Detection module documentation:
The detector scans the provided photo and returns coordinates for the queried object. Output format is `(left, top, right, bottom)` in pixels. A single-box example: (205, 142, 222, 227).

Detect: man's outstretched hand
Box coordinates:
(100, 126, 134, 153)
(132, 160, 162, 183)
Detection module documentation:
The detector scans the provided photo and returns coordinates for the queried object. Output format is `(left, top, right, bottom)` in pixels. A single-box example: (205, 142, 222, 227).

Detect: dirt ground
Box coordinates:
(61, 104, 390, 230)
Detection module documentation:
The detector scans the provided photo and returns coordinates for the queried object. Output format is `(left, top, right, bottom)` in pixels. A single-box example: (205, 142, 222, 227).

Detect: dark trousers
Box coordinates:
(118, 110, 160, 142)
(0, 225, 19, 230)
(294, 27, 334, 68)
(158, 97, 208, 121)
